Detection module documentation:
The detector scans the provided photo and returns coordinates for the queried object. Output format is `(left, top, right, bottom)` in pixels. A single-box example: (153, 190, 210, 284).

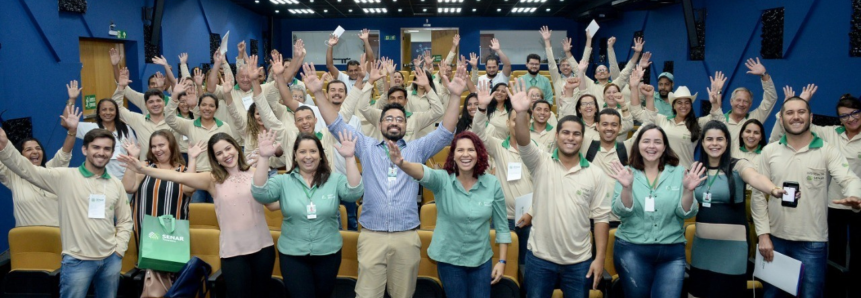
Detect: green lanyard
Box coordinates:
(646, 172, 660, 196)
(303, 185, 317, 201)
(705, 170, 719, 193)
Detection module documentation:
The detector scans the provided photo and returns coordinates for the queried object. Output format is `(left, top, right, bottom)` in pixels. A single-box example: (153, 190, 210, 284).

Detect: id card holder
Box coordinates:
(702, 192, 712, 208)
(387, 166, 398, 183)
(306, 202, 317, 219)
(644, 196, 656, 212)
(88, 194, 107, 219)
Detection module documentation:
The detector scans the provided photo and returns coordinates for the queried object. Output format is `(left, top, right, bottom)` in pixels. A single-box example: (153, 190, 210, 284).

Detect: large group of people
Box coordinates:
(1, 25, 860, 298)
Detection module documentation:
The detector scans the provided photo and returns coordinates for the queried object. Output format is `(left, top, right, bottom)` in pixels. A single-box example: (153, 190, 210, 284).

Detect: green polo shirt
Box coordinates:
(522, 74, 555, 104)
(419, 165, 511, 267)
(251, 169, 363, 256)
(612, 165, 697, 244)
(653, 93, 674, 117)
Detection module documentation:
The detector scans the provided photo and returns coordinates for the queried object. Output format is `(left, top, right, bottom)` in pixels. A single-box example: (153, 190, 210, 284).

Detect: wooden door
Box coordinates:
(402, 31, 412, 71)
(79, 39, 126, 120)
(431, 30, 458, 68)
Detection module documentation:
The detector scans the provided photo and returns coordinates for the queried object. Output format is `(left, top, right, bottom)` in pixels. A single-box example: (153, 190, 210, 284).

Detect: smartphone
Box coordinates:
(781, 181, 800, 208)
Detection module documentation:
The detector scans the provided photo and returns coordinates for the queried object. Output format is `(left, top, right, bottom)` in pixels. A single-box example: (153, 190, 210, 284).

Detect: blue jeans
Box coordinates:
(344, 201, 358, 231)
(613, 238, 685, 298)
(524, 250, 591, 298)
(763, 236, 827, 298)
(437, 259, 492, 298)
(191, 189, 213, 203)
(59, 254, 123, 298)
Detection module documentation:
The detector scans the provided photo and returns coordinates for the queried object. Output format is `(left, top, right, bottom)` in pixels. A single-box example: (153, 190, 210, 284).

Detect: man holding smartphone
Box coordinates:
(752, 96, 861, 298)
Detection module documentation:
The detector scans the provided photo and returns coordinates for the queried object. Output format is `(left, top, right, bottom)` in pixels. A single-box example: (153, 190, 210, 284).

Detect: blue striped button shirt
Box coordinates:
(328, 115, 454, 232)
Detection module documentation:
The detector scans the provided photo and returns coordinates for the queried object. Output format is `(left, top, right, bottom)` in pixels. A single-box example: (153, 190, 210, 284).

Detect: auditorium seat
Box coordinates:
(2, 226, 62, 297)
(189, 203, 219, 229)
(335, 231, 360, 297)
(490, 230, 520, 298)
(339, 204, 348, 230)
(190, 228, 223, 297)
(268, 231, 285, 297)
(416, 230, 444, 298)
(264, 205, 283, 231)
(419, 203, 437, 230)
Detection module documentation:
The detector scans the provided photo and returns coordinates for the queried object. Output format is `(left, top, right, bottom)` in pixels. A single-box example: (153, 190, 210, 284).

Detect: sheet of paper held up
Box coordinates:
(220, 31, 230, 55)
(514, 193, 533, 224)
(586, 20, 600, 37)
(754, 246, 803, 296)
(333, 26, 346, 38)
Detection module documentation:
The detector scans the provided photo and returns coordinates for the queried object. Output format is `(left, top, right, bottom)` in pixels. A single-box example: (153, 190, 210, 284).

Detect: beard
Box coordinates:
(783, 119, 811, 135)
(659, 90, 670, 98)
(382, 125, 405, 141)
(527, 68, 540, 76)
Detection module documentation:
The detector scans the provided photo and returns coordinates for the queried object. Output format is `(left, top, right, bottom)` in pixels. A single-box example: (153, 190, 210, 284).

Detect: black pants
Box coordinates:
(828, 208, 861, 296)
(280, 250, 342, 298)
(221, 245, 276, 298)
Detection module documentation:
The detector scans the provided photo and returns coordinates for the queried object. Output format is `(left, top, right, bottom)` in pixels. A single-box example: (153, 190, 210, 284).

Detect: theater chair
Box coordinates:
(190, 228, 223, 297)
(189, 203, 219, 230)
(419, 203, 437, 230)
(415, 230, 444, 298)
(334, 231, 360, 298)
(2, 226, 62, 297)
(490, 230, 520, 298)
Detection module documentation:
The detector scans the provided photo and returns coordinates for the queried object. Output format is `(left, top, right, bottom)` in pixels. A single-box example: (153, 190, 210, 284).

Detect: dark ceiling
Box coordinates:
(231, 0, 677, 19)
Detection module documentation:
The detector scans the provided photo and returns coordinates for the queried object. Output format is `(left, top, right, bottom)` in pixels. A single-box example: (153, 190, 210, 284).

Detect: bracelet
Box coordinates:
(772, 186, 782, 194)
(68, 131, 76, 137)
(498, 260, 506, 264)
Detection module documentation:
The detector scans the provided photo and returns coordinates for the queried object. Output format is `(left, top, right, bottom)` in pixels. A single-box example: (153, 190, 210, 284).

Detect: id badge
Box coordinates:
(88, 194, 106, 219)
(702, 192, 712, 208)
(644, 196, 656, 212)
(306, 202, 317, 219)
(387, 166, 398, 183)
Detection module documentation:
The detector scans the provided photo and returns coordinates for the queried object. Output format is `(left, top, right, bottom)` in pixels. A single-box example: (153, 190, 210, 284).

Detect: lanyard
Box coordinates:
(303, 185, 317, 201)
(705, 170, 719, 192)
(646, 172, 660, 196)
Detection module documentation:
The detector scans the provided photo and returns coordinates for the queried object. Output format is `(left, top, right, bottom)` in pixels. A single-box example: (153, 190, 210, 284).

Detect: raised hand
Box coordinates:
(212, 51, 224, 65)
(584, 28, 594, 40)
(328, 34, 340, 47)
(413, 56, 422, 70)
(320, 72, 333, 85)
(302, 63, 323, 93)
(118, 154, 145, 173)
(0, 128, 7, 150)
(632, 37, 645, 52)
(358, 28, 370, 41)
(59, 105, 82, 131)
(469, 52, 479, 67)
(629, 65, 644, 88)
(577, 56, 589, 74)
(707, 86, 722, 107)
(539, 26, 552, 42)
(446, 64, 468, 96)
(271, 53, 285, 75)
(178, 53, 188, 65)
(187, 141, 206, 159)
(709, 71, 727, 94)
(745, 57, 766, 76)
(452, 34, 460, 47)
(608, 36, 617, 47)
(383, 57, 396, 74)
(122, 139, 141, 159)
(563, 77, 580, 96)
(683, 162, 708, 191)
(154, 72, 166, 88)
(67, 80, 82, 99)
(173, 77, 191, 96)
(508, 78, 531, 113)
(608, 161, 633, 187)
(257, 129, 280, 158)
(489, 38, 501, 52)
(562, 37, 573, 53)
(244, 55, 261, 81)
(423, 49, 433, 66)
(800, 84, 818, 101)
(640, 84, 655, 98)
(118, 67, 133, 88)
(639, 52, 652, 68)
(152, 55, 168, 66)
(238, 41, 247, 56)
(294, 39, 306, 59)
(335, 130, 357, 158)
(109, 48, 122, 66)
(782, 86, 796, 102)
(220, 74, 234, 95)
(476, 81, 493, 108)
(413, 67, 430, 88)
(369, 60, 385, 83)
(386, 140, 404, 166)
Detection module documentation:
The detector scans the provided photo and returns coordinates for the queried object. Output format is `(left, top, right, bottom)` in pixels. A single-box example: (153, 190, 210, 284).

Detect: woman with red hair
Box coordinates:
(386, 131, 510, 298)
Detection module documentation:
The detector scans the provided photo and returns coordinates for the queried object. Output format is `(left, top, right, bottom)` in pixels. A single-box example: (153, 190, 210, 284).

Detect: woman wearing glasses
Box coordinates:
(768, 89, 861, 297)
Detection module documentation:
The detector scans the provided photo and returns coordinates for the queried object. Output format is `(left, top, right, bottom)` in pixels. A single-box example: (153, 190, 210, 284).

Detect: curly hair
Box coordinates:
(443, 131, 489, 179)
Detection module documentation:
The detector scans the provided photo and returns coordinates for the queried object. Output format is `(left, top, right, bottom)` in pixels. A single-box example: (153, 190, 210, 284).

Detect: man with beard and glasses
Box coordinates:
(472, 38, 512, 88)
(511, 77, 611, 297)
(752, 96, 861, 298)
(521, 53, 555, 104)
(0, 127, 133, 298)
(357, 64, 443, 142)
(311, 61, 467, 298)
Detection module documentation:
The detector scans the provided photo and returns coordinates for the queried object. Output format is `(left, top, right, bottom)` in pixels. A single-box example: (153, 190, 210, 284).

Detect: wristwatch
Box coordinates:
(498, 260, 507, 264)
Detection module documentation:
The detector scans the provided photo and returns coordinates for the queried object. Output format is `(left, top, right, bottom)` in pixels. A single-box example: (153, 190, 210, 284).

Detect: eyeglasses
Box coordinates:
(839, 110, 861, 120)
(384, 116, 406, 123)
(595, 69, 608, 73)
(580, 102, 596, 107)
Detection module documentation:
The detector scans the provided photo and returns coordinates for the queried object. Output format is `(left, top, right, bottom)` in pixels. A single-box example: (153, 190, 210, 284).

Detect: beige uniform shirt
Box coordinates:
(113, 91, 175, 161)
(529, 122, 556, 153)
(358, 86, 444, 142)
(0, 149, 71, 227)
(0, 146, 132, 260)
(631, 104, 724, 168)
(487, 108, 511, 140)
(212, 81, 280, 143)
(752, 134, 861, 242)
(165, 98, 235, 172)
(474, 112, 534, 219)
(579, 139, 635, 222)
(520, 142, 611, 265)
(547, 45, 587, 101)
(727, 78, 778, 157)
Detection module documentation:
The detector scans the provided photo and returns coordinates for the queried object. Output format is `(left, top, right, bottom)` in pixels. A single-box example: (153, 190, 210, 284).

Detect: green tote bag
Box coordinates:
(139, 214, 191, 272)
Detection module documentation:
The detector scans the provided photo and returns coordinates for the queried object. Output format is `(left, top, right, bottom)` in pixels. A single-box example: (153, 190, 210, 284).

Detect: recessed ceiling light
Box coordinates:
(497, 8, 501, 12)
(363, 8, 369, 13)
(546, 8, 550, 11)
(324, 9, 328, 12)
(255, 0, 259, 3)
(309, 0, 313, 2)
(348, 8, 352, 12)
(472, 8, 476, 12)
(423, 8, 427, 12)
(398, 8, 402, 12)
(275, 10, 280, 13)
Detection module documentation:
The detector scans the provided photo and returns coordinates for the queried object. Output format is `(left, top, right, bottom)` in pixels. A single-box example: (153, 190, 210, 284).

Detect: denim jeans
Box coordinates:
(437, 259, 492, 298)
(59, 254, 123, 298)
(524, 250, 591, 298)
(763, 236, 827, 298)
(613, 238, 686, 298)
(191, 189, 213, 203)
(344, 201, 358, 231)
